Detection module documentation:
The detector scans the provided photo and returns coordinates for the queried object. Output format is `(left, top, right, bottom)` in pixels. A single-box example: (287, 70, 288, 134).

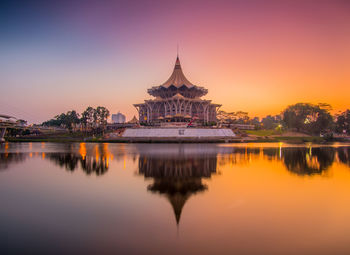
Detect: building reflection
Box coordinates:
(138, 150, 217, 224)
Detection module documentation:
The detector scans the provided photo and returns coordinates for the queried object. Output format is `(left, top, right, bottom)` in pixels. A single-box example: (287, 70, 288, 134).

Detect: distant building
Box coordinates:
(111, 112, 126, 124)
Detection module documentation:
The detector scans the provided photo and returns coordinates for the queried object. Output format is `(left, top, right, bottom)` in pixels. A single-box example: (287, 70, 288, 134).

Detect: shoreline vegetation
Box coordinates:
(4, 130, 350, 144)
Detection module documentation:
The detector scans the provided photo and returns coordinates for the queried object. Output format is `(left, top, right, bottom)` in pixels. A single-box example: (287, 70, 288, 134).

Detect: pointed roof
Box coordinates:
(161, 57, 194, 88)
(171, 93, 185, 99)
(128, 115, 139, 124)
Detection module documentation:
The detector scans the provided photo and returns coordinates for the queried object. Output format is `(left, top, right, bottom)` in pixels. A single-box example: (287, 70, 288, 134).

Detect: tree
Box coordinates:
(42, 106, 110, 134)
(42, 113, 65, 127)
(282, 103, 333, 135)
(261, 115, 281, 129)
(64, 111, 80, 131)
(335, 110, 350, 134)
(81, 107, 96, 131)
(80, 106, 110, 134)
(95, 106, 110, 131)
(250, 117, 261, 129)
(42, 110, 80, 131)
(235, 111, 249, 124)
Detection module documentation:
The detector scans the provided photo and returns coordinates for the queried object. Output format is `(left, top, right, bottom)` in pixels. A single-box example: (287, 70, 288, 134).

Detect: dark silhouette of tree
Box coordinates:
(81, 106, 96, 132)
(282, 103, 333, 135)
(42, 110, 80, 131)
(95, 106, 110, 133)
(42, 106, 110, 134)
(261, 115, 281, 129)
(335, 110, 350, 134)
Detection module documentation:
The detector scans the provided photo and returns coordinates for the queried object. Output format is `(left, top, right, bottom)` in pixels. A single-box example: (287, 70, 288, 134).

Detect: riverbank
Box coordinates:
(4, 136, 350, 144)
(3, 129, 349, 144)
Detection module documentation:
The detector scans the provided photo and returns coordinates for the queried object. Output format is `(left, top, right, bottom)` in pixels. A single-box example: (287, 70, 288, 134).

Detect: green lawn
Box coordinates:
(245, 129, 280, 136)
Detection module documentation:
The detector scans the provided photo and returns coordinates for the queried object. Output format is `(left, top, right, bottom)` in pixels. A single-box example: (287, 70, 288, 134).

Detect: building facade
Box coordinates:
(134, 57, 221, 125)
(111, 112, 126, 124)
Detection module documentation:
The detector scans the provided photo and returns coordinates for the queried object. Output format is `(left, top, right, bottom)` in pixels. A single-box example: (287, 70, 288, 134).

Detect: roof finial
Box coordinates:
(177, 43, 179, 58)
(175, 45, 181, 68)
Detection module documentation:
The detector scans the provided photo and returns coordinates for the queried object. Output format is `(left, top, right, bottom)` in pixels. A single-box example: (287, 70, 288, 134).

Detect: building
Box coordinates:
(128, 115, 139, 124)
(111, 112, 126, 124)
(134, 57, 221, 125)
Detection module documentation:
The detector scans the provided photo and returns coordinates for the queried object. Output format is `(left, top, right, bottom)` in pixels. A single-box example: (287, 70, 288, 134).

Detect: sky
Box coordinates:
(1, 0, 349, 123)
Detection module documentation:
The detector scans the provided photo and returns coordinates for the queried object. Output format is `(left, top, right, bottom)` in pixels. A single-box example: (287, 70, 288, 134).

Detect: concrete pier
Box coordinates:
(121, 128, 236, 142)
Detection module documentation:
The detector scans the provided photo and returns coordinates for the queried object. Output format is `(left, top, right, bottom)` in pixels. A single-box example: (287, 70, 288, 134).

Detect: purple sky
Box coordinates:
(1, 0, 349, 123)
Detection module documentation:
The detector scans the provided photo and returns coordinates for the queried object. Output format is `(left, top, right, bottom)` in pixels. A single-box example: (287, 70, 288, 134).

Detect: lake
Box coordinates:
(1, 142, 350, 255)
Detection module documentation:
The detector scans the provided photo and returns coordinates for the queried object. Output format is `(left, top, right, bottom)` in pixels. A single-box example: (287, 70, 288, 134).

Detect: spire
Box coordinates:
(160, 56, 194, 88)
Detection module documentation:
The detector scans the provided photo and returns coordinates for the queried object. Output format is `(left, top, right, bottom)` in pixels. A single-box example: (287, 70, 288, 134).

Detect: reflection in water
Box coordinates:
(282, 147, 335, 175)
(139, 153, 217, 224)
(1, 143, 350, 177)
(2, 143, 350, 254)
(46, 144, 114, 176)
(46, 143, 112, 175)
(46, 153, 109, 175)
(217, 146, 338, 176)
(338, 146, 350, 167)
(0, 153, 27, 171)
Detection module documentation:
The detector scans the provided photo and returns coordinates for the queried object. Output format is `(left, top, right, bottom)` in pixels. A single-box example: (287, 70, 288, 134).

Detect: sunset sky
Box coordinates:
(1, 0, 349, 123)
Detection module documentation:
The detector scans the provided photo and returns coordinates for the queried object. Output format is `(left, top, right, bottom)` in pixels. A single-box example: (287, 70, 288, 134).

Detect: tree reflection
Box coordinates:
(337, 147, 350, 166)
(217, 147, 260, 166)
(139, 154, 217, 224)
(217, 146, 337, 176)
(0, 153, 27, 170)
(282, 147, 335, 175)
(46, 153, 109, 176)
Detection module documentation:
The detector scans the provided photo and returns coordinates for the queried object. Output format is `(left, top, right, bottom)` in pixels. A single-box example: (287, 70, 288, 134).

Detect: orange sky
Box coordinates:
(1, 0, 349, 122)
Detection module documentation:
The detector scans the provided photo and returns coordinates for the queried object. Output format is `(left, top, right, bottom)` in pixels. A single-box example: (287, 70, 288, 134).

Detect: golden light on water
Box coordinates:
(4, 142, 9, 158)
(79, 143, 87, 160)
(1, 142, 350, 254)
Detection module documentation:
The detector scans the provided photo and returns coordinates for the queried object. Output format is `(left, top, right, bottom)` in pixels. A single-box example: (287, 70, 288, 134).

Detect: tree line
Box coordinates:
(219, 103, 350, 136)
(42, 106, 110, 133)
(42, 103, 350, 136)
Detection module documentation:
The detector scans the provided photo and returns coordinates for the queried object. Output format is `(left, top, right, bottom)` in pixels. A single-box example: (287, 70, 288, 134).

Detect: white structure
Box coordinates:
(122, 128, 235, 138)
(112, 112, 126, 124)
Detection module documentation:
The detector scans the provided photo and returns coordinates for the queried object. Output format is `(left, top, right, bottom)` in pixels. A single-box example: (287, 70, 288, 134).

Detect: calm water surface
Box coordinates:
(1, 142, 350, 255)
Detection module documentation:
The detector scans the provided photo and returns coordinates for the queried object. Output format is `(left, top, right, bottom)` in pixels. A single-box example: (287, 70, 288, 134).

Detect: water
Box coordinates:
(1, 142, 350, 255)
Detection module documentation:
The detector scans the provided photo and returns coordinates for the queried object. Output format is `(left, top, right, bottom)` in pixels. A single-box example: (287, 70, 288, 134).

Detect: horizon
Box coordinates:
(1, 0, 349, 123)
